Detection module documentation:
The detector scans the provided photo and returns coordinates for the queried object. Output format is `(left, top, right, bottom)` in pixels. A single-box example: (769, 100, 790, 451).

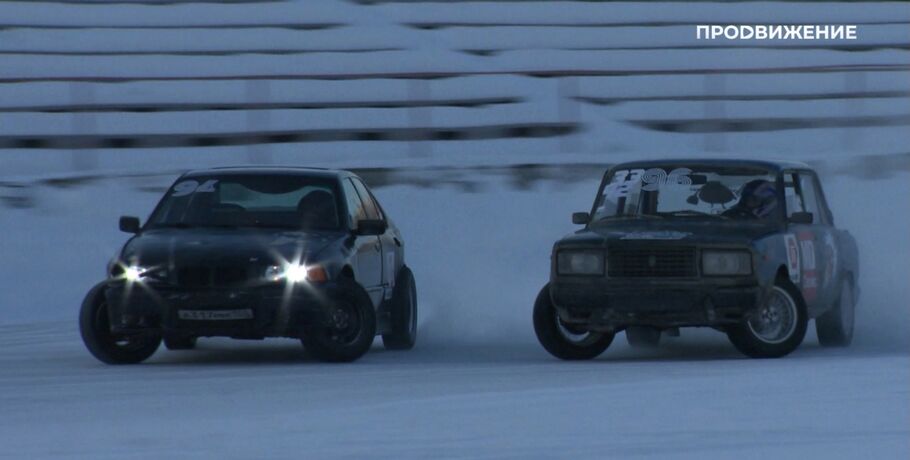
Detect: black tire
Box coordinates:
(79, 282, 161, 365)
(382, 266, 417, 350)
(163, 335, 197, 350)
(533, 284, 614, 360)
(816, 279, 855, 347)
(625, 327, 661, 348)
(302, 278, 377, 363)
(727, 281, 808, 359)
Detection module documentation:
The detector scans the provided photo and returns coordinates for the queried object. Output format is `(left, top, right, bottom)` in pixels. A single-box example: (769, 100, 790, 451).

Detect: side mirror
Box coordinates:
(355, 219, 387, 236)
(572, 212, 591, 225)
(119, 216, 141, 234)
(789, 212, 813, 225)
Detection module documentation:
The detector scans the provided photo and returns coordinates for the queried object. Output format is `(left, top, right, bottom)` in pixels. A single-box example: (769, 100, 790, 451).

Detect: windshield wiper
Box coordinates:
(248, 223, 301, 230)
(657, 210, 729, 219)
(153, 222, 196, 229)
(594, 214, 663, 223)
(153, 222, 242, 229)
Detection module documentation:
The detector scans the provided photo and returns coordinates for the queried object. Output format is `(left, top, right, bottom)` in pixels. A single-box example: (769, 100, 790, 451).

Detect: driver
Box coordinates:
(724, 179, 778, 219)
(297, 190, 339, 229)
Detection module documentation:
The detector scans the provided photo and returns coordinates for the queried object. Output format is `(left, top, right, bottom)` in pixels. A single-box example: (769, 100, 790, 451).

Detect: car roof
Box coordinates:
(610, 158, 811, 172)
(182, 165, 354, 179)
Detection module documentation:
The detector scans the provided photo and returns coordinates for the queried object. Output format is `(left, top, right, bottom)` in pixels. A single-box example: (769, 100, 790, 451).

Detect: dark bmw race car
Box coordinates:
(534, 159, 859, 359)
(80, 167, 417, 364)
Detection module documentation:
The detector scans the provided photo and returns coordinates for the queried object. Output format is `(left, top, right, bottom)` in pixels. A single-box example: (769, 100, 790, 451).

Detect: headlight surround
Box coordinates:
(264, 263, 328, 283)
(557, 250, 606, 276)
(702, 250, 752, 276)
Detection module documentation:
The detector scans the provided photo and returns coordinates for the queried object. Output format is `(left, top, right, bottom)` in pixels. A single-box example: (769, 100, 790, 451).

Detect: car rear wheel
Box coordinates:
(382, 266, 417, 350)
(727, 282, 807, 358)
(302, 278, 377, 363)
(625, 327, 662, 348)
(79, 282, 161, 365)
(533, 284, 614, 360)
(816, 280, 855, 347)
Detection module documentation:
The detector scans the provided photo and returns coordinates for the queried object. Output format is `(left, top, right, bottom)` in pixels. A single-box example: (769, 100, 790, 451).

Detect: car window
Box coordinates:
(351, 178, 383, 221)
(591, 165, 778, 222)
(148, 174, 342, 230)
(341, 178, 367, 225)
(783, 172, 805, 218)
(798, 172, 823, 224)
(219, 182, 308, 209)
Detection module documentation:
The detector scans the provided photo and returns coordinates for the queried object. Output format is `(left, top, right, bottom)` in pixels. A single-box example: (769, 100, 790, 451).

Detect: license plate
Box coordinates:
(178, 309, 253, 321)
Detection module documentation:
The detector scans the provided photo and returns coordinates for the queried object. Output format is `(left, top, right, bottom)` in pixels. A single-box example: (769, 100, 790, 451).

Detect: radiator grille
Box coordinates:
(176, 266, 249, 288)
(608, 246, 697, 278)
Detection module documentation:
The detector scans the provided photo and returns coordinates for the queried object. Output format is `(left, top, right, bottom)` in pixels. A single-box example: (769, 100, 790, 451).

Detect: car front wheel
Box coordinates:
(533, 284, 614, 360)
(727, 282, 808, 358)
(79, 282, 161, 364)
(302, 278, 377, 363)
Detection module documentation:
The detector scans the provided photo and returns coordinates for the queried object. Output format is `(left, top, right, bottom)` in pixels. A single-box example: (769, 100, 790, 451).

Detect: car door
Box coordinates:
(782, 170, 828, 316)
(797, 170, 841, 311)
(341, 178, 384, 306)
(350, 177, 400, 302)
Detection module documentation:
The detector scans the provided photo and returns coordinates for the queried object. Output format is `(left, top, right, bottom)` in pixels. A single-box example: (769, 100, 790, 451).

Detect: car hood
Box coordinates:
(558, 219, 779, 248)
(119, 228, 347, 267)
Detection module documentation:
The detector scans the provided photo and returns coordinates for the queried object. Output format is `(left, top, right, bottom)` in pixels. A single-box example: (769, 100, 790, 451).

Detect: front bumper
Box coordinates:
(104, 281, 336, 339)
(551, 277, 764, 329)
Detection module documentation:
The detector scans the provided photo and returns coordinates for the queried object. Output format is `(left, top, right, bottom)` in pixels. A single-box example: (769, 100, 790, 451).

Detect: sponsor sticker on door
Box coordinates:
(784, 234, 800, 283)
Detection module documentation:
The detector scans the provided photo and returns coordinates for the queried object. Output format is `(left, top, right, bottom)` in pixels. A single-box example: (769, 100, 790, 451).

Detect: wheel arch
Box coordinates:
(82, 280, 110, 311)
(339, 264, 355, 280)
(773, 265, 809, 314)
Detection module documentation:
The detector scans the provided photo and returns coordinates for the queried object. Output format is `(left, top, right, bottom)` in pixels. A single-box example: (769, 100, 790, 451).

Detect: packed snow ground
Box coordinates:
(0, 325, 907, 459)
(0, 171, 908, 458)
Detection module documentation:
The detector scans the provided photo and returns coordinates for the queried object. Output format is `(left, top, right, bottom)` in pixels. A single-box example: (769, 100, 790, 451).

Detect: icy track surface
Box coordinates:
(1, 173, 908, 458)
(0, 325, 908, 459)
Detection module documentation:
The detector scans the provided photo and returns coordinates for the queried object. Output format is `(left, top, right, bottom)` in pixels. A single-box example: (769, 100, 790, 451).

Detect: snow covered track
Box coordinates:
(1, 321, 908, 459)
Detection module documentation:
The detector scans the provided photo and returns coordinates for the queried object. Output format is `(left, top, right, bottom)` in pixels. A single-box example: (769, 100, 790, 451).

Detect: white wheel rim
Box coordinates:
(747, 286, 798, 344)
(555, 312, 601, 346)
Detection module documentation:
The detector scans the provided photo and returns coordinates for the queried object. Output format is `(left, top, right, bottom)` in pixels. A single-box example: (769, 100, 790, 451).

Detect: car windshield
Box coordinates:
(147, 174, 343, 231)
(591, 165, 780, 223)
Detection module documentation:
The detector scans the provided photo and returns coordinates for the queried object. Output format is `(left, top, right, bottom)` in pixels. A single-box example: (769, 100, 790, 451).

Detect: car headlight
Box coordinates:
(557, 250, 605, 276)
(123, 266, 147, 281)
(702, 250, 752, 276)
(264, 264, 328, 283)
(110, 263, 166, 282)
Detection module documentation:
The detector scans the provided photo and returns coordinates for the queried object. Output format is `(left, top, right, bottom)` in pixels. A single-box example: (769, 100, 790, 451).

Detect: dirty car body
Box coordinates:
(537, 159, 859, 359)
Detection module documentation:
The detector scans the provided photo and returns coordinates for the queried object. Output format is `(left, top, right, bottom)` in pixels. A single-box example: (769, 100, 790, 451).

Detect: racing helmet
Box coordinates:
(739, 179, 778, 218)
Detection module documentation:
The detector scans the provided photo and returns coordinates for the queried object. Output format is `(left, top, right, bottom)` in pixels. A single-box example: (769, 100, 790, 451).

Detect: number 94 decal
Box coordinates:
(171, 179, 218, 197)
